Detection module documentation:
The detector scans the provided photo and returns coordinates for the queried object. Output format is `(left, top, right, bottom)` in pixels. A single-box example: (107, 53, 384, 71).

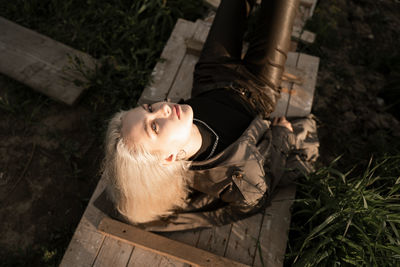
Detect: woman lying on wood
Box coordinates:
(101, 0, 319, 231)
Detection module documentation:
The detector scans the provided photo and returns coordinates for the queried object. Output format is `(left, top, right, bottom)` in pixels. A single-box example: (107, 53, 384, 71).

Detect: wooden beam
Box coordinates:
(286, 53, 319, 117)
(98, 217, 250, 267)
(253, 185, 297, 267)
(291, 26, 316, 44)
(224, 213, 264, 265)
(138, 19, 197, 105)
(127, 247, 188, 267)
(92, 237, 133, 267)
(0, 16, 97, 105)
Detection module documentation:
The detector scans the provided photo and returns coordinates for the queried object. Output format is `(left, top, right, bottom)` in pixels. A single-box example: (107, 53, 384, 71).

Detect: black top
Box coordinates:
(183, 89, 254, 161)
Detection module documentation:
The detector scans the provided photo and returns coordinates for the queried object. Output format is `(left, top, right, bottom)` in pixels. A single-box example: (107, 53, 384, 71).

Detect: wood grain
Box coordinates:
(196, 224, 232, 256)
(270, 52, 300, 118)
(59, 224, 105, 267)
(224, 213, 264, 266)
(98, 217, 249, 267)
(286, 53, 319, 117)
(128, 247, 188, 267)
(92, 237, 133, 267)
(253, 185, 297, 267)
(0, 17, 97, 105)
(138, 19, 196, 104)
(60, 174, 108, 266)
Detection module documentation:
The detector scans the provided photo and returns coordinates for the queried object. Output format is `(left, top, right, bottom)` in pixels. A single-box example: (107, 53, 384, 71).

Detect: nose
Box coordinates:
(158, 102, 171, 117)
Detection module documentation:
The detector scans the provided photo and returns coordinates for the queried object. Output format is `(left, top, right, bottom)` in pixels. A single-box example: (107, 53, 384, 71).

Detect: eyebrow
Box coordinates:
(141, 105, 151, 139)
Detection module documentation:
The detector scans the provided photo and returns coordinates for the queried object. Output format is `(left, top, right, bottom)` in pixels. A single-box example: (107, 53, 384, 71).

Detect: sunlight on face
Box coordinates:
(121, 102, 194, 159)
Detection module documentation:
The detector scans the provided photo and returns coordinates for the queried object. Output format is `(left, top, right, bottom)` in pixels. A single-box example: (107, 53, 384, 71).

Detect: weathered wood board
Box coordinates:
(98, 217, 249, 267)
(138, 19, 197, 105)
(270, 52, 319, 118)
(292, 26, 316, 44)
(0, 16, 97, 105)
(253, 185, 297, 267)
(61, 15, 319, 267)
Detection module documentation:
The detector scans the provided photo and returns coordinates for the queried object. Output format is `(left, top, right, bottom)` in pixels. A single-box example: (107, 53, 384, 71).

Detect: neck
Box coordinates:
(183, 123, 202, 159)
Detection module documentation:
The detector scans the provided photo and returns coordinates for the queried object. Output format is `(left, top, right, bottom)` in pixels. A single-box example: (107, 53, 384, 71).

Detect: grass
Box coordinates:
(1, 0, 400, 266)
(286, 156, 400, 266)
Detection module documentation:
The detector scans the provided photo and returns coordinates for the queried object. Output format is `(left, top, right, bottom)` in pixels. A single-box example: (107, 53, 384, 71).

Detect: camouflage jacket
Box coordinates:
(139, 115, 319, 232)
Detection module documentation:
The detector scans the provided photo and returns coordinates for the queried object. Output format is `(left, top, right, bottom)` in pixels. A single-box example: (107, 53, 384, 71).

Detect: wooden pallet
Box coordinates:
(60, 18, 319, 267)
(0, 16, 97, 105)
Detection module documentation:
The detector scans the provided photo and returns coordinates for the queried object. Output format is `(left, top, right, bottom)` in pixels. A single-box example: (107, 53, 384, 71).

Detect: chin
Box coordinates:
(182, 104, 193, 119)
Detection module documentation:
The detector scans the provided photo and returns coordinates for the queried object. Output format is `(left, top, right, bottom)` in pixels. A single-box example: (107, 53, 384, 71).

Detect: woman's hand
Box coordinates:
(272, 117, 293, 132)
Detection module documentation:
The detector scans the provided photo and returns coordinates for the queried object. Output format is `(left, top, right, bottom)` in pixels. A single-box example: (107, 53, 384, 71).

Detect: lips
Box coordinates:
(174, 105, 180, 119)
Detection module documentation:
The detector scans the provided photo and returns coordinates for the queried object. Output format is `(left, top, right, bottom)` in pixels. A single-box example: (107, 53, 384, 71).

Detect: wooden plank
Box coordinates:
(300, 0, 318, 18)
(271, 52, 319, 118)
(192, 19, 211, 43)
(138, 19, 196, 104)
(0, 16, 96, 105)
(292, 26, 316, 44)
(270, 52, 299, 118)
(253, 185, 296, 267)
(168, 19, 211, 102)
(158, 223, 200, 266)
(309, 0, 318, 18)
(196, 224, 232, 256)
(286, 53, 319, 117)
(162, 230, 201, 247)
(92, 237, 134, 267)
(128, 247, 188, 267)
(59, 224, 105, 267)
(186, 39, 204, 57)
(167, 53, 197, 102)
(98, 217, 249, 267)
(60, 175, 108, 266)
(224, 213, 264, 266)
(294, 3, 313, 30)
(203, 0, 220, 9)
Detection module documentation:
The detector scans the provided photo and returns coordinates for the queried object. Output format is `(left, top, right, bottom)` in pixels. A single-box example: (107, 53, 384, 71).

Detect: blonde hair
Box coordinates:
(102, 110, 190, 224)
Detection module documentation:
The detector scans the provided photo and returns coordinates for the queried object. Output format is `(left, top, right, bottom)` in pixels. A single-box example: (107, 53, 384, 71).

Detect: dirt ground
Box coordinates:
(308, 0, 400, 169)
(0, 75, 103, 265)
(0, 0, 399, 265)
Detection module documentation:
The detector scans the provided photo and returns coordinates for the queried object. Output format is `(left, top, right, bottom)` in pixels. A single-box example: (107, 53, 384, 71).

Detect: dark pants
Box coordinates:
(193, 0, 299, 117)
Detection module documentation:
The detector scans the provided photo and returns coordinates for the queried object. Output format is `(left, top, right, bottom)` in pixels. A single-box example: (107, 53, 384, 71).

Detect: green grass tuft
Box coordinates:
(286, 156, 400, 266)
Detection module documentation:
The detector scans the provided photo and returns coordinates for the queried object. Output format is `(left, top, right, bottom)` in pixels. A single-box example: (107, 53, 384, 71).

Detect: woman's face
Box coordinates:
(121, 102, 195, 160)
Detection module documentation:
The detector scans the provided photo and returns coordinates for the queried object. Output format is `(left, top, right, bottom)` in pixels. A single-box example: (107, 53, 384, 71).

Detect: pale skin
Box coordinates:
(121, 102, 202, 163)
(121, 101, 293, 163)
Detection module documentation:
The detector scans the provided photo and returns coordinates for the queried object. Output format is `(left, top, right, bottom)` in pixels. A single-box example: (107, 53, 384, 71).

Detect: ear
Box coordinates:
(163, 154, 175, 164)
